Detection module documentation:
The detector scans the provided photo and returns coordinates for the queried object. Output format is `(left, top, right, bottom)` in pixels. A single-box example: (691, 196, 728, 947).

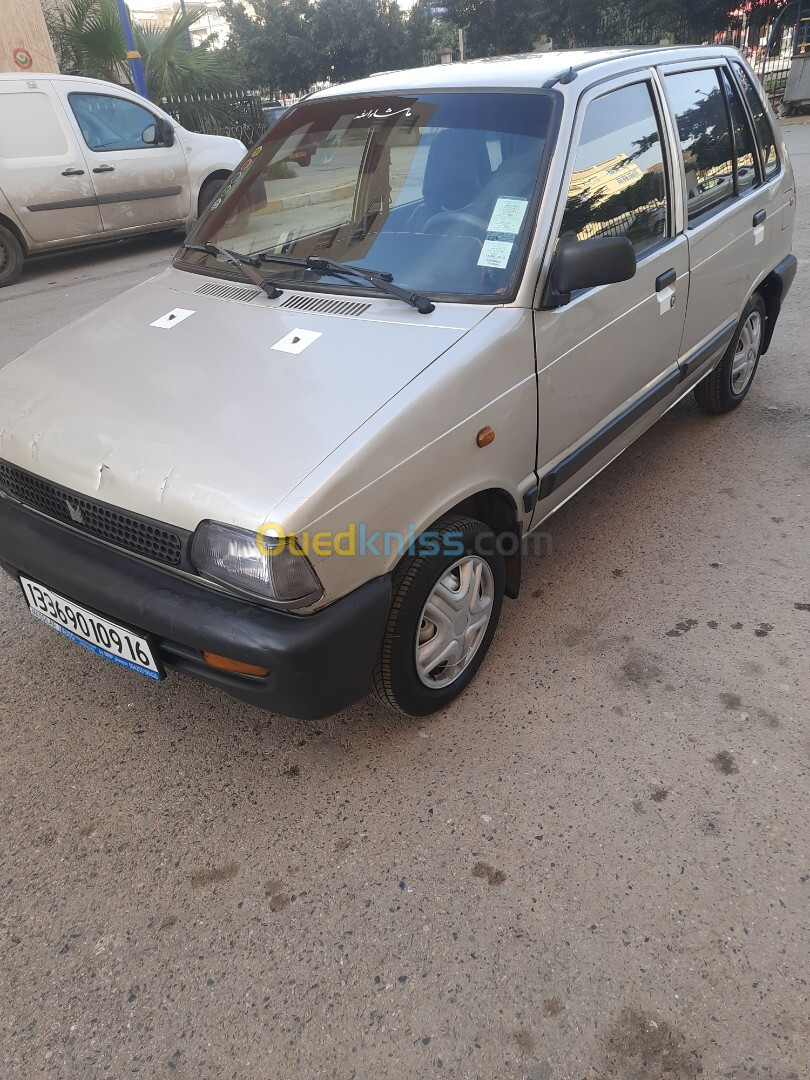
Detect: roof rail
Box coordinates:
(542, 45, 702, 89)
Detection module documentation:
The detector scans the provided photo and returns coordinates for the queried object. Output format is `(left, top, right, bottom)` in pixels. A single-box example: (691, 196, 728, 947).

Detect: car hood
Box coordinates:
(0, 269, 488, 532)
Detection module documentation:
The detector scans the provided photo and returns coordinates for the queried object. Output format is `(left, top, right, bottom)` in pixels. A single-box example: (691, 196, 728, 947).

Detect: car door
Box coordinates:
(532, 74, 688, 499)
(0, 80, 102, 245)
(660, 61, 776, 361)
(59, 89, 190, 232)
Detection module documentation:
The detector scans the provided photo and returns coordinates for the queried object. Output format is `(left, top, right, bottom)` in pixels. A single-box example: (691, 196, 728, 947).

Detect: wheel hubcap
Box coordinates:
(731, 311, 761, 395)
(415, 556, 494, 689)
(0, 238, 8, 274)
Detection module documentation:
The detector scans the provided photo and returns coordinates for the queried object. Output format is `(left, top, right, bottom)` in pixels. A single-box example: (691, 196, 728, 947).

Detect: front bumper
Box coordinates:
(0, 498, 391, 719)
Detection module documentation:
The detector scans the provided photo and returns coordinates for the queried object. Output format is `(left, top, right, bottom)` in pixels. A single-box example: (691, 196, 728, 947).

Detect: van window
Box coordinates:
(720, 68, 759, 193)
(69, 93, 162, 152)
(557, 81, 669, 257)
(0, 93, 69, 159)
(732, 62, 780, 179)
(665, 69, 735, 225)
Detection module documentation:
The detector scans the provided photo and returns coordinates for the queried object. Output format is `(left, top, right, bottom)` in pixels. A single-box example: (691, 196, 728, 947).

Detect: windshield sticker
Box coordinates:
(271, 328, 323, 355)
(477, 239, 514, 270)
(354, 107, 413, 122)
(487, 197, 529, 236)
(150, 308, 195, 329)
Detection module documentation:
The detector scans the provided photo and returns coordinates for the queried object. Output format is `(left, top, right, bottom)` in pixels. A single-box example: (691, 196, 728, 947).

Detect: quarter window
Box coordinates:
(69, 93, 163, 152)
(732, 62, 780, 179)
(720, 68, 759, 193)
(665, 69, 735, 224)
(557, 81, 669, 257)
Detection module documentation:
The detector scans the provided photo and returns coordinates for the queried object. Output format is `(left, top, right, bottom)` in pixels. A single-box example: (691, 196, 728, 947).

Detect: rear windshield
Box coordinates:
(176, 91, 557, 301)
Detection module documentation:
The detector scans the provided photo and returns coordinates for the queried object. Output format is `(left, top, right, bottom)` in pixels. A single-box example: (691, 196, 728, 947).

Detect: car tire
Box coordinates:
(694, 293, 767, 414)
(0, 224, 24, 288)
(372, 517, 505, 716)
(198, 176, 225, 217)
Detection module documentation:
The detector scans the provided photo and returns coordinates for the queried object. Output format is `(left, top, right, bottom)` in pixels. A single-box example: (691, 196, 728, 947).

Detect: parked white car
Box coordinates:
(0, 73, 246, 286)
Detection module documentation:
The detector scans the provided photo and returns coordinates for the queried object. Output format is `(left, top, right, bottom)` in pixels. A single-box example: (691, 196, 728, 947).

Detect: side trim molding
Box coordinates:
(27, 196, 98, 212)
(677, 320, 736, 381)
(538, 368, 682, 500)
(28, 186, 182, 213)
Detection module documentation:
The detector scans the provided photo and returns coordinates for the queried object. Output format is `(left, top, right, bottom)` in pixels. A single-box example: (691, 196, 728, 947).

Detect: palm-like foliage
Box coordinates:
(46, 0, 128, 83)
(134, 7, 236, 99)
(45, 0, 237, 130)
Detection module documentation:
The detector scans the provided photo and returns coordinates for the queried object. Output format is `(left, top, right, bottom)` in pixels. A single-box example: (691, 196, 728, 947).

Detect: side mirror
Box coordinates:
(542, 235, 637, 309)
(142, 123, 157, 146)
(157, 117, 175, 147)
(184, 215, 197, 237)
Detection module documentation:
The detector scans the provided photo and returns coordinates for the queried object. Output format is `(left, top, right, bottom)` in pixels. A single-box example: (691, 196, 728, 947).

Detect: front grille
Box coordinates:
(0, 461, 183, 567)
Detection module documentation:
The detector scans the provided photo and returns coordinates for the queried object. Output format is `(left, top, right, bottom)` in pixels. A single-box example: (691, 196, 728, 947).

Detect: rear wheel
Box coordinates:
(0, 224, 24, 288)
(694, 293, 766, 414)
(373, 517, 505, 716)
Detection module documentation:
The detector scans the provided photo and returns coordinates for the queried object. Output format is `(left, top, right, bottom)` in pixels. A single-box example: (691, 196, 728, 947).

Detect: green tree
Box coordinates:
(222, 0, 317, 96)
(442, 0, 542, 58)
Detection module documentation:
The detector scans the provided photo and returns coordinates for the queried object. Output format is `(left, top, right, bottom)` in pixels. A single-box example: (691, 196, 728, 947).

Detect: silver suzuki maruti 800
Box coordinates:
(0, 47, 797, 718)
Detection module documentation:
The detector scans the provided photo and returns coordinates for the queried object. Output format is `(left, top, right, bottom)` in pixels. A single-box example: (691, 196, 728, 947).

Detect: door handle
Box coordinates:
(61, 167, 85, 176)
(753, 209, 766, 227)
(655, 268, 676, 292)
(93, 165, 115, 173)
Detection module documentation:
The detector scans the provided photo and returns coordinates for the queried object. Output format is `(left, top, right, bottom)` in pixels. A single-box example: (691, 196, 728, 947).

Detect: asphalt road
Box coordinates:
(1, 127, 808, 1080)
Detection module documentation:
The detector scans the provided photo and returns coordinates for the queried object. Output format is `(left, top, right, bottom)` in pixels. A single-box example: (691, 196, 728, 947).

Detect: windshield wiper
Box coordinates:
(259, 253, 435, 315)
(183, 242, 282, 299)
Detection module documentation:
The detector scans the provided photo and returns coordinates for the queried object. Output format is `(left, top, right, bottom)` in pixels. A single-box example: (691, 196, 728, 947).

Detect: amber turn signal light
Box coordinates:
(476, 426, 495, 447)
(203, 652, 269, 677)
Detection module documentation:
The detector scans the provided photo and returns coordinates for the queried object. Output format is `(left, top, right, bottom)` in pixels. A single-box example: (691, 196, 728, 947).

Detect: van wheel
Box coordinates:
(372, 517, 505, 716)
(0, 225, 24, 288)
(694, 294, 766, 414)
(198, 176, 225, 217)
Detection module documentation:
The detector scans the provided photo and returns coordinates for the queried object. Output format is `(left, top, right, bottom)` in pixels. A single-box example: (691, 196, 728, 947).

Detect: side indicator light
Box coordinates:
(203, 652, 269, 677)
(476, 426, 495, 447)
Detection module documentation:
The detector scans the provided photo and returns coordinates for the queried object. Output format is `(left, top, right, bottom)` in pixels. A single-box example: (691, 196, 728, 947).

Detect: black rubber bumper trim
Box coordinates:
(0, 499, 391, 720)
(762, 253, 799, 353)
(773, 253, 798, 300)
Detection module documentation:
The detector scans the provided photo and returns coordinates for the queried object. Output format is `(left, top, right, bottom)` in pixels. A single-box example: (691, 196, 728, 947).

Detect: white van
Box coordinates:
(0, 73, 246, 286)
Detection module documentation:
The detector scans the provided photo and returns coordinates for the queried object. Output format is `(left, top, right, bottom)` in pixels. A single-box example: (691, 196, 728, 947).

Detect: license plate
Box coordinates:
(20, 576, 163, 681)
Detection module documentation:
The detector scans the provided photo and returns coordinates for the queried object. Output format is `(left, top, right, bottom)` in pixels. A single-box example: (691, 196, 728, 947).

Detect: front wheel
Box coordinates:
(694, 293, 766, 414)
(373, 517, 505, 716)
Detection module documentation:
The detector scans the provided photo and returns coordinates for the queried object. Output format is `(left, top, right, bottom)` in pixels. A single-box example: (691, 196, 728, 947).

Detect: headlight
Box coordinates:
(191, 521, 322, 607)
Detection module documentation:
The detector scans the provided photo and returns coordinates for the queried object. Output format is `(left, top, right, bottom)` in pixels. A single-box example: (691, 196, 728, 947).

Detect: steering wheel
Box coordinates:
(423, 209, 488, 235)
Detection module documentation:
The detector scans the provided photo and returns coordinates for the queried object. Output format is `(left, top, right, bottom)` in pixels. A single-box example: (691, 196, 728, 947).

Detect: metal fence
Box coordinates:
(713, 3, 810, 111)
(161, 89, 266, 147)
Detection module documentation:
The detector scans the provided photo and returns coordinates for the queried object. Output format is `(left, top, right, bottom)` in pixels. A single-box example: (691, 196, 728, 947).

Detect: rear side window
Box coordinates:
(665, 69, 736, 225)
(732, 62, 780, 179)
(720, 68, 759, 193)
(557, 81, 669, 257)
(0, 92, 69, 159)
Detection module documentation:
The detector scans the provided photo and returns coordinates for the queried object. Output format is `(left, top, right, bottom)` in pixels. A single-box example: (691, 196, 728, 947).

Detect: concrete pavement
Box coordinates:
(0, 126, 808, 1080)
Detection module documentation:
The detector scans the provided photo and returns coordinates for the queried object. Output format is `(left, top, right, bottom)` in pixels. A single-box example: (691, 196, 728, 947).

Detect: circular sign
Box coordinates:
(13, 48, 33, 70)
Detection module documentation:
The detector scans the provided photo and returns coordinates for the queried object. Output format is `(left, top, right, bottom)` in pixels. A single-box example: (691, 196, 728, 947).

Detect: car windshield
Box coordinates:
(176, 90, 557, 300)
